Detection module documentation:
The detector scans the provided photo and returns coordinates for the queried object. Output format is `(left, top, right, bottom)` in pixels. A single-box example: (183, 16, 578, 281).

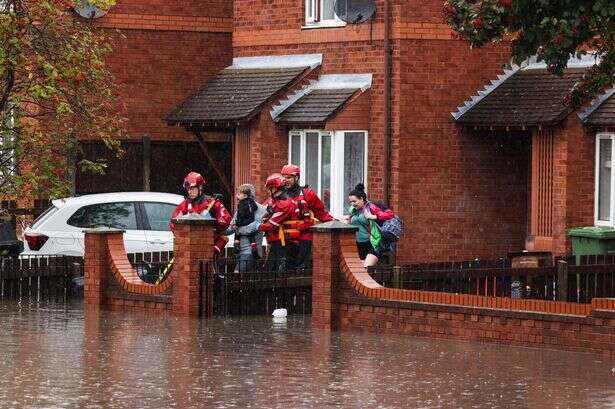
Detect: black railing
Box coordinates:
(0, 255, 83, 300)
(201, 258, 312, 317)
(127, 251, 174, 284)
(368, 256, 615, 304)
(566, 255, 615, 303)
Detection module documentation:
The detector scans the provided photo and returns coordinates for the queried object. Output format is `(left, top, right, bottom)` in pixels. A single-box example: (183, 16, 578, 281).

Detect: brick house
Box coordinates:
(167, 0, 524, 263)
(452, 56, 615, 257)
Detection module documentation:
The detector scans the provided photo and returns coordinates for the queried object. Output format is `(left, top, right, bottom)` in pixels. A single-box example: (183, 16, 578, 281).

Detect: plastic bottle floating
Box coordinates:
(272, 308, 287, 318)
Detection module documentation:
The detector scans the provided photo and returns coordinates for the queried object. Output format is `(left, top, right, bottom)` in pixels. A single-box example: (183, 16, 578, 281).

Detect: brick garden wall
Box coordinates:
(311, 223, 615, 356)
(83, 218, 216, 317)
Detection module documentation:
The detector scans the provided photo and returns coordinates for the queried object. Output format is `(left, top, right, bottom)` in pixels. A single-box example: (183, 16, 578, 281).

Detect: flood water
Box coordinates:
(0, 301, 614, 409)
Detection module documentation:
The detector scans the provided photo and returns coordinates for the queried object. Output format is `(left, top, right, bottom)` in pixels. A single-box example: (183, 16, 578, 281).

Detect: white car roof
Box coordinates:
(51, 192, 184, 209)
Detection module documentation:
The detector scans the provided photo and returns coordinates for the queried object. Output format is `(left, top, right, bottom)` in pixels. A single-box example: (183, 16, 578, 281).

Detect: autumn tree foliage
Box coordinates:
(443, 0, 615, 106)
(0, 0, 123, 198)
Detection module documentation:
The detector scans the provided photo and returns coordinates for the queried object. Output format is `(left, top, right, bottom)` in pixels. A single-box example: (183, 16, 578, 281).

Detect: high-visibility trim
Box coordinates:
(278, 226, 286, 246)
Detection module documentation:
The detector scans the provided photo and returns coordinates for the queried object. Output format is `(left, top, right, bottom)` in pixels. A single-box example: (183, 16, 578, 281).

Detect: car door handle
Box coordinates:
(147, 240, 166, 244)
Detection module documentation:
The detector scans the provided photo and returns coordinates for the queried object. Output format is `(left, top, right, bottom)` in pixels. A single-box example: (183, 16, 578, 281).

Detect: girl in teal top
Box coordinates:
(346, 183, 395, 267)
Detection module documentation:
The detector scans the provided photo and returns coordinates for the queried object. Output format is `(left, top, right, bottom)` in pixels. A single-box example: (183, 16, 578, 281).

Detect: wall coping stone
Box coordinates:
(311, 220, 357, 232)
(338, 295, 590, 323)
(82, 227, 125, 234)
(172, 213, 217, 225)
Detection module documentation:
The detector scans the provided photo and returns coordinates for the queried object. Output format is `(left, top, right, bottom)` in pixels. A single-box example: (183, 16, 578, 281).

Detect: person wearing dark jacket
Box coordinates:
(226, 183, 267, 272)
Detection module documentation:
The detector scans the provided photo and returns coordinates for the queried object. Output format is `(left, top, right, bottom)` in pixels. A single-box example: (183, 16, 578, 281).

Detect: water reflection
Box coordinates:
(0, 300, 614, 408)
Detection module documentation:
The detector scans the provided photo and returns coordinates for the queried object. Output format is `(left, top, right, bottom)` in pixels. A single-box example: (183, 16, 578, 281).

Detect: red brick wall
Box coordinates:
(563, 117, 596, 252)
(325, 91, 371, 131)
(111, 0, 231, 17)
(311, 226, 615, 356)
(80, 1, 233, 142)
(102, 29, 232, 141)
(395, 40, 526, 262)
(336, 301, 615, 355)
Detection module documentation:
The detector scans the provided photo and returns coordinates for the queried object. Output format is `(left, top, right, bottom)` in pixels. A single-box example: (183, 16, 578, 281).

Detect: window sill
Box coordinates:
(302, 21, 347, 30)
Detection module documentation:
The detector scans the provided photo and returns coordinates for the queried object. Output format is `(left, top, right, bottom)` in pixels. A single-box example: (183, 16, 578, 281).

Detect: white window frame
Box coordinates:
(288, 129, 368, 218)
(595, 133, 615, 226)
(303, 0, 346, 28)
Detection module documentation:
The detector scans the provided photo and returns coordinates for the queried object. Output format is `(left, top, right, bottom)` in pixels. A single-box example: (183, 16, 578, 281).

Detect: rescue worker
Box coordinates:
(280, 164, 334, 270)
(170, 171, 232, 254)
(259, 173, 298, 271)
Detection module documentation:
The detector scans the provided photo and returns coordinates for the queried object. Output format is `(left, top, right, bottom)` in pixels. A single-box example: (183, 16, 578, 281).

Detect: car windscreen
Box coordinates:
(30, 206, 59, 229)
(67, 202, 138, 229)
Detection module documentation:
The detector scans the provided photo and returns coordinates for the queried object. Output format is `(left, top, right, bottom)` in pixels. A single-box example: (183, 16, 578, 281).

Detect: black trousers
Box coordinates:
(286, 240, 312, 271)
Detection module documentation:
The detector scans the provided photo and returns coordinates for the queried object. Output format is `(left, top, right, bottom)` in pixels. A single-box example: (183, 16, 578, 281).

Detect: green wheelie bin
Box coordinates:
(567, 226, 615, 264)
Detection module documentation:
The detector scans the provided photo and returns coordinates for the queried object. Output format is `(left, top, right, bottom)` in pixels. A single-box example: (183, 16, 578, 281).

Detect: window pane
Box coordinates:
(306, 0, 313, 19)
(599, 139, 612, 221)
(322, 0, 335, 20)
(321, 134, 331, 210)
(81, 202, 137, 230)
(143, 202, 176, 231)
(67, 207, 88, 228)
(306, 132, 319, 190)
(344, 132, 365, 214)
(290, 134, 301, 166)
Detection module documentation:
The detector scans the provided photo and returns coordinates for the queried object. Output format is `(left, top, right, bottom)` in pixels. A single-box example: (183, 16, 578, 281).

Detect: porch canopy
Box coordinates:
(270, 74, 372, 125)
(452, 60, 591, 128)
(166, 54, 322, 129)
(579, 88, 615, 127)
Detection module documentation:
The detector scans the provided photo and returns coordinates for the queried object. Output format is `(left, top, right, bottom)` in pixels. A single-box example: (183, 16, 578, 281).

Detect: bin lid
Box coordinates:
(567, 226, 615, 239)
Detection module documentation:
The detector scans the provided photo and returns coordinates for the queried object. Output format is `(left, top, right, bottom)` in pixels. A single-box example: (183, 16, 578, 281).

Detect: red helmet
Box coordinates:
(281, 164, 300, 176)
(265, 173, 286, 190)
(183, 171, 205, 189)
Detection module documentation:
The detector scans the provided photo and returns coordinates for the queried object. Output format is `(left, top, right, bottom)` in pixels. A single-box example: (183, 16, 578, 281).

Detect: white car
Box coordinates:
(22, 192, 184, 257)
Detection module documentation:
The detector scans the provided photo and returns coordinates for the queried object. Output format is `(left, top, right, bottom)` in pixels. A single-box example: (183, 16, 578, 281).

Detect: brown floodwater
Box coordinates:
(0, 300, 614, 409)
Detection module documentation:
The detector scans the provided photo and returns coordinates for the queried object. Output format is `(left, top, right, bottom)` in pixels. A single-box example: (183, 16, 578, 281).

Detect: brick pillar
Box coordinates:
(172, 214, 216, 317)
(83, 228, 125, 309)
(311, 221, 357, 331)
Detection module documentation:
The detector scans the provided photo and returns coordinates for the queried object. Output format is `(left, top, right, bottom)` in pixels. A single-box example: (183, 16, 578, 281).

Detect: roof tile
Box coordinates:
(277, 88, 358, 123)
(166, 67, 308, 125)
(584, 92, 615, 126)
(455, 68, 586, 127)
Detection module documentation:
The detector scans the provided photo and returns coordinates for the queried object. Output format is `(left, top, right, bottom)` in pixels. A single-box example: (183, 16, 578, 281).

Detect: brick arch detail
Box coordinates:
(105, 233, 175, 295)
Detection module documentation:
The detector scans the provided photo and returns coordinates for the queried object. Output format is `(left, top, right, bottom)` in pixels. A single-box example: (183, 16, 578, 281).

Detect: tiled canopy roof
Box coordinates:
(453, 68, 586, 127)
(579, 89, 615, 127)
(270, 73, 372, 124)
(276, 88, 359, 123)
(166, 67, 308, 126)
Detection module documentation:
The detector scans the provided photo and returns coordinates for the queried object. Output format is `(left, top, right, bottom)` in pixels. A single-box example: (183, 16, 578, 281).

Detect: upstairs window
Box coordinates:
(304, 0, 345, 27)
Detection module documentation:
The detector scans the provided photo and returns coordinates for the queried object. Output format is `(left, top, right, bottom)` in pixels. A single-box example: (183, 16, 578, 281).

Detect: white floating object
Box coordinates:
(272, 308, 287, 318)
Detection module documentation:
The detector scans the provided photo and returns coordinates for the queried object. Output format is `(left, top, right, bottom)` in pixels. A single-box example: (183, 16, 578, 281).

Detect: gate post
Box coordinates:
(310, 221, 357, 331)
(172, 214, 217, 317)
(83, 227, 125, 309)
